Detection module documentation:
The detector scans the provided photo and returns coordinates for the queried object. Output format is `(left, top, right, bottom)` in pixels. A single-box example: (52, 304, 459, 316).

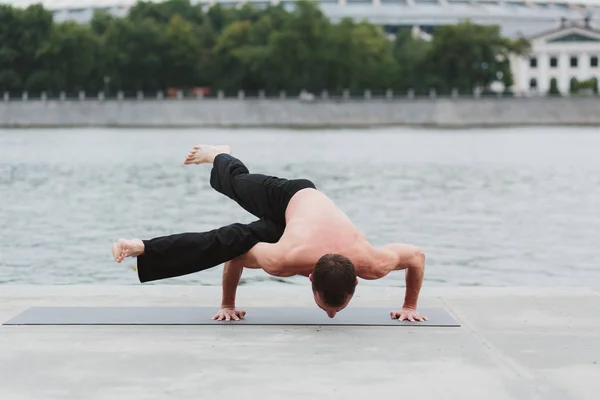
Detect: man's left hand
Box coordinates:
(391, 308, 428, 322)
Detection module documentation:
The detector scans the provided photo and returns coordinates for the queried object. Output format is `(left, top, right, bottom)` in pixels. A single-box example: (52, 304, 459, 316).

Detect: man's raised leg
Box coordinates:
(184, 144, 314, 224)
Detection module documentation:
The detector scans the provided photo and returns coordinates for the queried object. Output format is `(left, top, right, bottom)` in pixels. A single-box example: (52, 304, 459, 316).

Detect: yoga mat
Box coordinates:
(3, 307, 459, 327)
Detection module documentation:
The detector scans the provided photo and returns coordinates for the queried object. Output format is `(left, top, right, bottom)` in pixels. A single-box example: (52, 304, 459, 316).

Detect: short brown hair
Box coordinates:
(311, 254, 357, 307)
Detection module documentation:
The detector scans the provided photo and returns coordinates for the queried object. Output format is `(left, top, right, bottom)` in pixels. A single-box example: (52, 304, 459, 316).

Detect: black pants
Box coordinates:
(136, 154, 316, 283)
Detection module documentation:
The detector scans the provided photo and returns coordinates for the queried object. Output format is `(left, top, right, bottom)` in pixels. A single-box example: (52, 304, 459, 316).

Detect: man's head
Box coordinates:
(309, 254, 358, 318)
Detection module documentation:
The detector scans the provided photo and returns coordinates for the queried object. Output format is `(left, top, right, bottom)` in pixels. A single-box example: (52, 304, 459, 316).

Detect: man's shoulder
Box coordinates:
(286, 244, 320, 264)
(354, 246, 396, 280)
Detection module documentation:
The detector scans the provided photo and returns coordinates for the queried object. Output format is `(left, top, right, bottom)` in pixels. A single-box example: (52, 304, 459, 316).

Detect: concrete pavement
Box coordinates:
(0, 285, 598, 400)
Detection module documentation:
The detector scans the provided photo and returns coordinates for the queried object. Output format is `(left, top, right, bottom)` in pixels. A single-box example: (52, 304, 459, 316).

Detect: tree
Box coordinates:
(0, 5, 21, 91)
(164, 14, 202, 88)
(324, 20, 398, 92)
(236, 3, 264, 23)
(570, 78, 578, 94)
(91, 10, 114, 36)
(423, 21, 530, 94)
(212, 20, 261, 91)
(193, 21, 219, 87)
(266, 0, 332, 92)
(549, 77, 560, 96)
(0, 4, 53, 92)
(129, 0, 204, 26)
(241, 6, 292, 92)
(570, 77, 599, 95)
(392, 27, 430, 93)
(102, 18, 168, 93)
(205, 4, 239, 33)
(32, 22, 97, 93)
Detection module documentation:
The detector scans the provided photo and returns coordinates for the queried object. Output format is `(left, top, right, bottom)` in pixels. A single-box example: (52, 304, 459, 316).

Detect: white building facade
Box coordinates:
(511, 22, 600, 95)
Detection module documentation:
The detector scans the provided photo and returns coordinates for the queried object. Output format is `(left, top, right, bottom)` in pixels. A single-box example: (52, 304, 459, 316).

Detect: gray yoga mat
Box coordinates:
(3, 307, 459, 327)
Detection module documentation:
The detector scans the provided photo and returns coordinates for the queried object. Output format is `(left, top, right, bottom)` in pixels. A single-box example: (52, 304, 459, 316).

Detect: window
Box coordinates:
(570, 56, 578, 67)
(530, 57, 538, 68)
(592, 56, 599, 68)
(550, 57, 558, 68)
(530, 78, 538, 89)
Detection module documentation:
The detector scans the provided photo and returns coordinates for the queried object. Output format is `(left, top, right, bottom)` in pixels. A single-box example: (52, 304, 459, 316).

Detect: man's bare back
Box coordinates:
(272, 188, 391, 278)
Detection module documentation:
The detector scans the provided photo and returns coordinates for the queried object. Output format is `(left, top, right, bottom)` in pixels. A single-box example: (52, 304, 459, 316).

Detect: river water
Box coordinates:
(1, 126, 599, 287)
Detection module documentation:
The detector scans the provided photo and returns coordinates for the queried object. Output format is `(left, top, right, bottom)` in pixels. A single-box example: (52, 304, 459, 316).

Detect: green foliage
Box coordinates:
(0, 4, 53, 92)
(0, 0, 533, 96)
(164, 14, 203, 87)
(570, 77, 599, 94)
(35, 22, 98, 93)
(549, 78, 560, 95)
(90, 11, 114, 36)
(423, 21, 530, 94)
(129, 0, 204, 26)
(392, 28, 431, 92)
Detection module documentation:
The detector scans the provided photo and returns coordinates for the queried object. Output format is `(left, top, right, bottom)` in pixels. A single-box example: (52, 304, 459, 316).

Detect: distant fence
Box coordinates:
(1, 94, 599, 128)
(3, 87, 598, 103)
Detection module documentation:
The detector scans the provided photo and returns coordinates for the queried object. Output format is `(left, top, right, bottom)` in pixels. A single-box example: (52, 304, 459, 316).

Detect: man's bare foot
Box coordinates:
(112, 239, 145, 263)
(184, 145, 231, 165)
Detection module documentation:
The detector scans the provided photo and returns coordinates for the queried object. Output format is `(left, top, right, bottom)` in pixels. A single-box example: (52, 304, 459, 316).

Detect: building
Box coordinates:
(1, 0, 600, 38)
(511, 19, 600, 95)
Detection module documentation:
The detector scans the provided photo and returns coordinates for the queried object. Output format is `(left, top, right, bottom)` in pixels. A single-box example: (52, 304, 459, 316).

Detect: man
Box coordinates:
(112, 145, 427, 323)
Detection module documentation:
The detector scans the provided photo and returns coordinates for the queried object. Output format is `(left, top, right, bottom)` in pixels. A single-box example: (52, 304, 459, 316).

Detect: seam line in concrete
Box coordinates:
(438, 297, 535, 381)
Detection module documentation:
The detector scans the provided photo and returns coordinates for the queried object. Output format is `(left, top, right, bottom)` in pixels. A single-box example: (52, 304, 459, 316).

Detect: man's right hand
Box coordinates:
(212, 307, 247, 321)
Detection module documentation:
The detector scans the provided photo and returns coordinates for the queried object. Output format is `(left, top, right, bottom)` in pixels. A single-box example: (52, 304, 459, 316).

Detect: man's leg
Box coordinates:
(112, 144, 314, 283)
(113, 219, 284, 283)
(184, 145, 316, 225)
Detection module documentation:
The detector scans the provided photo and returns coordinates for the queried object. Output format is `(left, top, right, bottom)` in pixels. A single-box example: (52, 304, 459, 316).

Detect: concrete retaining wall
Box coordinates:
(1, 96, 599, 128)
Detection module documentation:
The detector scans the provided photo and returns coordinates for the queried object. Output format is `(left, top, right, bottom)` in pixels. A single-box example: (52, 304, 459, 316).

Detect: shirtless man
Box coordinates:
(112, 145, 427, 323)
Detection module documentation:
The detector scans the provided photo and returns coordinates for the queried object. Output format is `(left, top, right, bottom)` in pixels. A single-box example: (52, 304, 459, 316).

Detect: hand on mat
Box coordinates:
(212, 307, 246, 322)
(391, 308, 428, 322)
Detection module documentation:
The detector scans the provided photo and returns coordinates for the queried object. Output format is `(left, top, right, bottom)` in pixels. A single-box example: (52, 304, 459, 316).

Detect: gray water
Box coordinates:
(1, 127, 599, 287)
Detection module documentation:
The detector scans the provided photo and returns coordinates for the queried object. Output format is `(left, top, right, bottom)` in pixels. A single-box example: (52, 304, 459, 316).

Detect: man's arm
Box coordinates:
(219, 241, 291, 306)
(213, 257, 247, 321)
(220, 242, 286, 306)
(220, 257, 244, 309)
(214, 242, 289, 321)
(379, 244, 428, 322)
(387, 244, 426, 310)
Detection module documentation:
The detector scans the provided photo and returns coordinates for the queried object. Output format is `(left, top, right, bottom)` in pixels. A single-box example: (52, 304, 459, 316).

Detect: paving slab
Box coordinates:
(0, 286, 598, 400)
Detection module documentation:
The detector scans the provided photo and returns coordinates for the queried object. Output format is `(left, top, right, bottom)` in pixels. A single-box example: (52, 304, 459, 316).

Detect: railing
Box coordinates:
(1, 88, 598, 102)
